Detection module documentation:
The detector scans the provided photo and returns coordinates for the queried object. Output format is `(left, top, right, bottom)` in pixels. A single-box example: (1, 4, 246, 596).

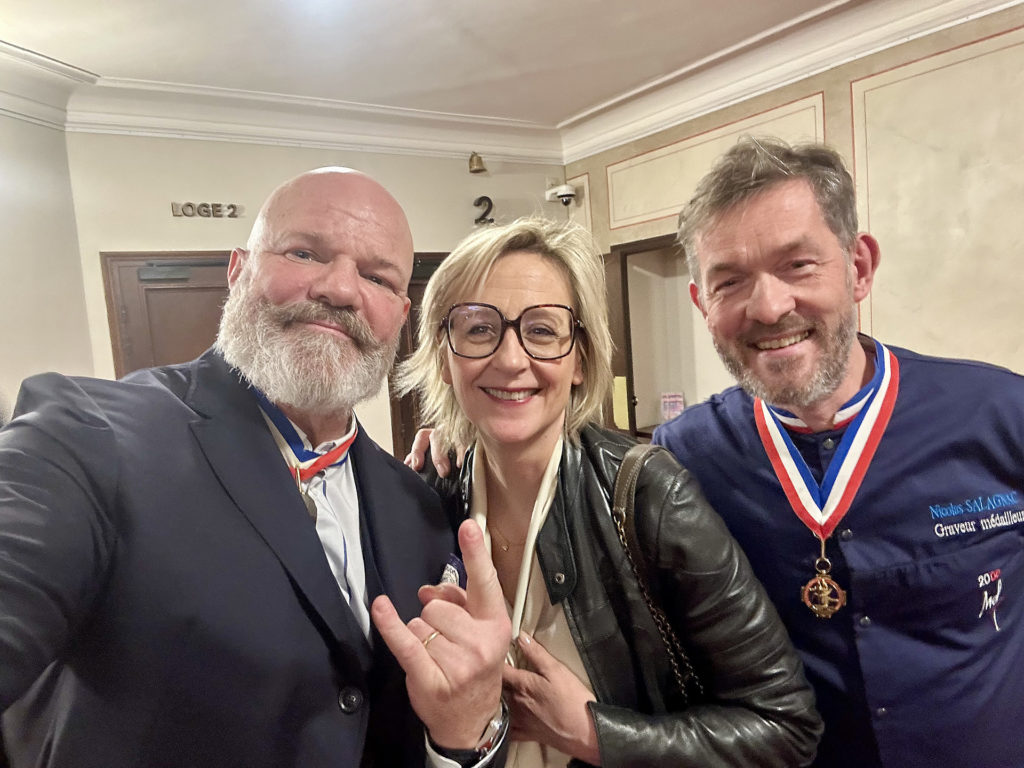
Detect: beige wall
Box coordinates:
(60, 133, 562, 449)
(0, 115, 92, 419)
(567, 4, 1024, 407)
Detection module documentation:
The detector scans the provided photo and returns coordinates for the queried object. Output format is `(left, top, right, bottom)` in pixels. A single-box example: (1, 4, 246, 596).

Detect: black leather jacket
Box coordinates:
(426, 423, 821, 767)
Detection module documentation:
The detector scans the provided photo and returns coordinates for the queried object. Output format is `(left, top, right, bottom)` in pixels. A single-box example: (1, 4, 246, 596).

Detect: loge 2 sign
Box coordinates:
(171, 202, 244, 218)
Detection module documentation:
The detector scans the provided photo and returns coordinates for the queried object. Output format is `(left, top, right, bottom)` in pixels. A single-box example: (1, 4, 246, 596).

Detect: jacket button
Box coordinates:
(338, 686, 363, 713)
(553, 572, 565, 585)
(839, 528, 853, 541)
(859, 615, 872, 627)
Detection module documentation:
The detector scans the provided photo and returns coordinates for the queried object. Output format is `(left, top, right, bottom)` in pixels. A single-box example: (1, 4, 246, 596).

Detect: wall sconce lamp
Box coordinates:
(468, 152, 487, 174)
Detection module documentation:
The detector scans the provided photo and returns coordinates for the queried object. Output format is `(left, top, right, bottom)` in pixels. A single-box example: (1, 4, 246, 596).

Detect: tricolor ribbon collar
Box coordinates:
(754, 339, 900, 539)
(252, 389, 358, 481)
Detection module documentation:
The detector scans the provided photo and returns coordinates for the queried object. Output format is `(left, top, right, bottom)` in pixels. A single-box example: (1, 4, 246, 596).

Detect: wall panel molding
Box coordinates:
(606, 94, 824, 231)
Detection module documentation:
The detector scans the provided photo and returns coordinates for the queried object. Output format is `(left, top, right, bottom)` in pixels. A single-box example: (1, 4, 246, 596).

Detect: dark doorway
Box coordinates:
(389, 253, 447, 459)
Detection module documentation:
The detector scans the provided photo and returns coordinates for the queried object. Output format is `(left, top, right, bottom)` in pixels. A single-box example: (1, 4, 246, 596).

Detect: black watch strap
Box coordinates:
(428, 700, 508, 767)
(429, 744, 481, 767)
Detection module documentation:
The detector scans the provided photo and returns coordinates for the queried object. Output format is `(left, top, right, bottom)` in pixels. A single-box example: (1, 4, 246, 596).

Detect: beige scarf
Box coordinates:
(470, 439, 595, 768)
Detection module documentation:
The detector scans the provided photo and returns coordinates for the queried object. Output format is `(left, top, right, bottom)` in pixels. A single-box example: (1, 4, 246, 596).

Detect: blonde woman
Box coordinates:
(401, 218, 821, 767)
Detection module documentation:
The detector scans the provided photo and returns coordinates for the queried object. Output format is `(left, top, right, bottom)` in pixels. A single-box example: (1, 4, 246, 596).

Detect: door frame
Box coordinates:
(608, 233, 677, 437)
(101, 250, 231, 378)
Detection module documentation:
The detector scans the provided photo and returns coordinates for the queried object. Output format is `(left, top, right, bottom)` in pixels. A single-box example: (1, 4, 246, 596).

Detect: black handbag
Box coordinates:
(611, 443, 703, 706)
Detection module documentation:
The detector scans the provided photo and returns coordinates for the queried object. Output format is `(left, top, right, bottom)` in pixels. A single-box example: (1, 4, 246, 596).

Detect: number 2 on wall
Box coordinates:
(473, 195, 494, 225)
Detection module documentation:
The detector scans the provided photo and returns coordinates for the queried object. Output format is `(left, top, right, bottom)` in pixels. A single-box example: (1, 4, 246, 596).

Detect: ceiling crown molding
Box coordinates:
(560, 0, 1024, 163)
(64, 79, 564, 164)
(0, 41, 96, 129)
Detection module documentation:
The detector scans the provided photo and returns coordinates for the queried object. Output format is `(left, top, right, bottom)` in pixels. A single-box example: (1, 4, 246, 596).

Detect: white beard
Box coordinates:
(216, 270, 400, 417)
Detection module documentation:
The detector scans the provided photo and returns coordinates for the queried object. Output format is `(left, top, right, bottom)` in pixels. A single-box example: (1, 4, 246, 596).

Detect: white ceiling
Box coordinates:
(0, 0, 1017, 163)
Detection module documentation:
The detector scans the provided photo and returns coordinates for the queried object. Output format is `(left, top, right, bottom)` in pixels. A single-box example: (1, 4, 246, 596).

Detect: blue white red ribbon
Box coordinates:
(253, 389, 357, 480)
(754, 341, 900, 539)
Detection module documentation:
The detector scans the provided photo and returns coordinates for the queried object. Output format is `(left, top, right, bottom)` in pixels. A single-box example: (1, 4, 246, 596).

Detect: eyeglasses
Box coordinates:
(440, 302, 582, 360)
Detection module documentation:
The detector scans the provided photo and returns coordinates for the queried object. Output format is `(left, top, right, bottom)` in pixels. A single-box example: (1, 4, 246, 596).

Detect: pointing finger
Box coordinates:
(502, 663, 535, 690)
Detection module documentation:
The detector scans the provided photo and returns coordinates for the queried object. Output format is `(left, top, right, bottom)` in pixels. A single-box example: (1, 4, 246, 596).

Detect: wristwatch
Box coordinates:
(430, 700, 509, 766)
(472, 703, 507, 756)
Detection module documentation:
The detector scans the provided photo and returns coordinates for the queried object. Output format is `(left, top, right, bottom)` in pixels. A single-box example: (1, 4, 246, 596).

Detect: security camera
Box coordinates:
(545, 184, 577, 206)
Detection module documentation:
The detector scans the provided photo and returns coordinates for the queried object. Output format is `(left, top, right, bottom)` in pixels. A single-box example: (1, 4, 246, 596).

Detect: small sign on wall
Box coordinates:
(171, 202, 244, 218)
(660, 392, 686, 422)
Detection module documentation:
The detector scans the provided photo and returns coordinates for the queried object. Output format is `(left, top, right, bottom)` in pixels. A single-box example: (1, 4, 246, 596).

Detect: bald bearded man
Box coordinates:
(0, 168, 509, 768)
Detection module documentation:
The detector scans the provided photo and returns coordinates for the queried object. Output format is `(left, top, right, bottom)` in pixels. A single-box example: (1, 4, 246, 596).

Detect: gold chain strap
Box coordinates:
(611, 443, 703, 705)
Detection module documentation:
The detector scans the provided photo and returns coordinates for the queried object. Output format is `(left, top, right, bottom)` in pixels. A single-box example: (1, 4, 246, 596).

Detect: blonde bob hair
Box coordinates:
(396, 217, 613, 449)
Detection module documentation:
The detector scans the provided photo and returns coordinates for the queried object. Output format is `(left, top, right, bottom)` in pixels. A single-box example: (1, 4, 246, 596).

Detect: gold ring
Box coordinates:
(422, 630, 441, 648)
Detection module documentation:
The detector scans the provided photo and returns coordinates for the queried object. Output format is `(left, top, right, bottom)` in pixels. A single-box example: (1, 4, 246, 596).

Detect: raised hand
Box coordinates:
(372, 519, 510, 749)
(502, 633, 601, 765)
(403, 428, 436, 472)
(403, 428, 467, 477)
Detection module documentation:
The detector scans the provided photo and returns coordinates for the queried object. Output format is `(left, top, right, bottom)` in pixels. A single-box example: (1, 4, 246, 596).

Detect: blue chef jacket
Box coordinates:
(654, 338, 1024, 768)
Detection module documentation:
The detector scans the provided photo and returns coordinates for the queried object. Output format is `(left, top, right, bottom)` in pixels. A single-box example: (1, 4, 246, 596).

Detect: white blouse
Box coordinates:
(469, 438, 596, 768)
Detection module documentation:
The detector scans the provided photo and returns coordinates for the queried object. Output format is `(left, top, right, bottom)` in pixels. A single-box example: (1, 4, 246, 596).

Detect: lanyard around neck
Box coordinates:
(253, 389, 358, 481)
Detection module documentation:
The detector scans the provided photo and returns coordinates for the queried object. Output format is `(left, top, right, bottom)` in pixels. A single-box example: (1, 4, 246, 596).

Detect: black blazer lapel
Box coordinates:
(350, 428, 451, 625)
(185, 350, 371, 662)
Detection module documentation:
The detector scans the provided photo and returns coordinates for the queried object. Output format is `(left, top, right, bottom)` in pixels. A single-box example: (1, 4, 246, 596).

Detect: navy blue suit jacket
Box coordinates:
(0, 349, 452, 767)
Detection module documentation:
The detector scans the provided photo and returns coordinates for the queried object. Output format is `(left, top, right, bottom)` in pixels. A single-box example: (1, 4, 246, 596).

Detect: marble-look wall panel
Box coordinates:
(852, 25, 1024, 371)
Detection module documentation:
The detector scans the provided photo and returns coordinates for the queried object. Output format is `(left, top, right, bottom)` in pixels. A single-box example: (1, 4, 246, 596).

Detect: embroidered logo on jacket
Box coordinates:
(929, 490, 1024, 539)
(977, 568, 1004, 631)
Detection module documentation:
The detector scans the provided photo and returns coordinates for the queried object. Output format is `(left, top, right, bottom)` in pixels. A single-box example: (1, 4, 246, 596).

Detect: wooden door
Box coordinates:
(102, 251, 231, 378)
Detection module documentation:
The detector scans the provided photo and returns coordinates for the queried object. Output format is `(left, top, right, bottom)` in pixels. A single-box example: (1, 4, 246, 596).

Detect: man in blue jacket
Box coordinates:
(0, 167, 509, 767)
(653, 137, 1024, 768)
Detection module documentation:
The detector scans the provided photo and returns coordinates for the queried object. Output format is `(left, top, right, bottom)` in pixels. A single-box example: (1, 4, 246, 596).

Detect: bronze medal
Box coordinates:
(801, 551, 846, 618)
(802, 574, 846, 618)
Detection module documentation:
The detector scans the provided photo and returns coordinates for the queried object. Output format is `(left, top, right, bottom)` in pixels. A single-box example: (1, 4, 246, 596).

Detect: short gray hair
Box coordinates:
(680, 137, 857, 290)
(396, 218, 613, 449)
